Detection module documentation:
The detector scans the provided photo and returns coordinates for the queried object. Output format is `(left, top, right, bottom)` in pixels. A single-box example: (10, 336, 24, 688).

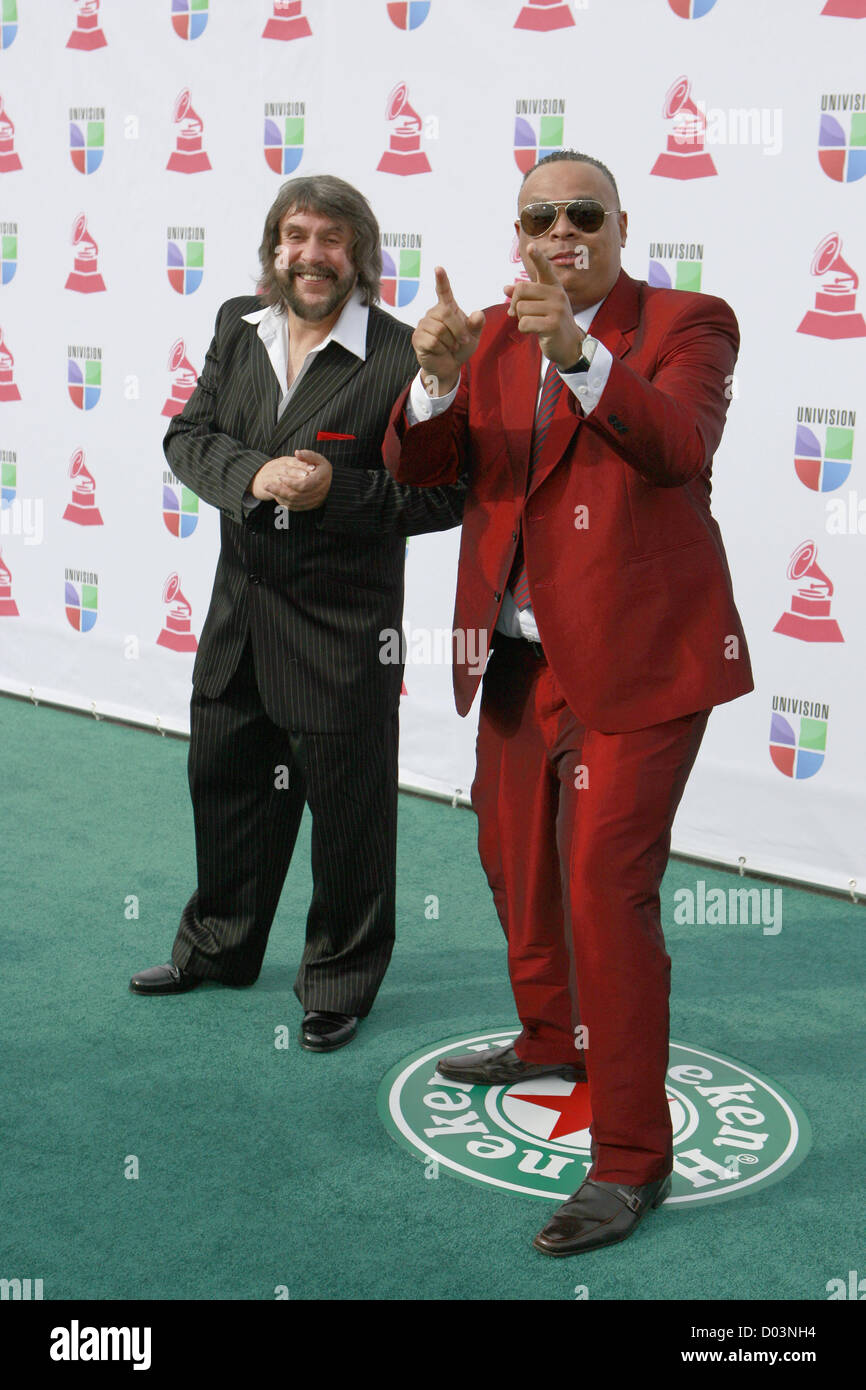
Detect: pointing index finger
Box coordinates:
(434, 265, 455, 306)
(526, 242, 559, 285)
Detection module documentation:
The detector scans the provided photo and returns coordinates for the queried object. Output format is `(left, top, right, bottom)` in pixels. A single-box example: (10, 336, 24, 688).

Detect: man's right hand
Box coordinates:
(412, 266, 485, 397)
(250, 455, 314, 504)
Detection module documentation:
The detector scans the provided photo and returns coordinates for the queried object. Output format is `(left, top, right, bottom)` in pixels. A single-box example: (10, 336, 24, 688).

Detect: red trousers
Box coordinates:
(471, 638, 710, 1186)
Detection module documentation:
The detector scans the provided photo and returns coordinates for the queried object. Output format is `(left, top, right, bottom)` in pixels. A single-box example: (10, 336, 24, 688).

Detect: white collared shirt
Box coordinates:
(242, 286, 369, 419)
(406, 297, 612, 643)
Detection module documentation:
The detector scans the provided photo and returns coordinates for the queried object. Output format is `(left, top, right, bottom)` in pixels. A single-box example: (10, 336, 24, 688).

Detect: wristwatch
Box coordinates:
(557, 336, 597, 375)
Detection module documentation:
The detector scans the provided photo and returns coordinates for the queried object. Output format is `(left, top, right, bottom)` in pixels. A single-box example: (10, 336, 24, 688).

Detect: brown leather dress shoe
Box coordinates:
(129, 962, 201, 995)
(436, 1043, 586, 1085)
(532, 1173, 672, 1256)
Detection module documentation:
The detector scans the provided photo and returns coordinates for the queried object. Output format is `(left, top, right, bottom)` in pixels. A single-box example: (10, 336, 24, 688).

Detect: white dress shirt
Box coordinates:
(242, 286, 369, 417)
(405, 297, 612, 643)
(240, 288, 369, 512)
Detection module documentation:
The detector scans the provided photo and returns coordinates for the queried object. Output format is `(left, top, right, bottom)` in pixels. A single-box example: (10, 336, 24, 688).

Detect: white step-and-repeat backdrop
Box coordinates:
(0, 0, 864, 895)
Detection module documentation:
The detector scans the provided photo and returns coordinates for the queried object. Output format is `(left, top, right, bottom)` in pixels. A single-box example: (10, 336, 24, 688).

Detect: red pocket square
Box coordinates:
(316, 431, 356, 441)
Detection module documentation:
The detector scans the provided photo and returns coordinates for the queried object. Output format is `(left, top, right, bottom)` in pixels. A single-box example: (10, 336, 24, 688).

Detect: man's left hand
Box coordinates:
(504, 243, 584, 369)
(263, 450, 333, 510)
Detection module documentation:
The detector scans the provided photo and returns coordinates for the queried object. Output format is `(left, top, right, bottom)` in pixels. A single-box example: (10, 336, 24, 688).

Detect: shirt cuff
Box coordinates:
(406, 369, 461, 425)
(557, 339, 613, 416)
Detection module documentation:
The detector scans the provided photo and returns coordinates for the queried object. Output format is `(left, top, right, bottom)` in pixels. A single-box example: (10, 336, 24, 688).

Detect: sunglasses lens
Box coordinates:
(568, 201, 605, 233)
(520, 204, 556, 237)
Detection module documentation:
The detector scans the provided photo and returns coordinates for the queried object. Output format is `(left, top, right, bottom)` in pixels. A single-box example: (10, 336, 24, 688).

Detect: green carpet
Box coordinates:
(1, 694, 861, 1302)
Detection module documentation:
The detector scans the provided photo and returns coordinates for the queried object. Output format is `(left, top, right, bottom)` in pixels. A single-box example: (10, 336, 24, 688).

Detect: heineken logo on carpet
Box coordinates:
(378, 1031, 811, 1207)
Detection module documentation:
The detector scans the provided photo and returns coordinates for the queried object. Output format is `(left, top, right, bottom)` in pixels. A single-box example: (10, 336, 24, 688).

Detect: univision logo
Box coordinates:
(769, 697, 829, 780)
(1, 221, 17, 284)
(379, 1032, 811, 1206)
(794, 406, 855, 493)
(264, 101, 305, 175)
(818, 93, 866, 183)
(64, 568, 98, 633)
(380, 232, 421, 307)
(513, 97, 565, 174)
(648, 240, 703, 292)
(69, 107, 104, 175)
(166, 226, 204, 295)
(172, 0, 209, 40)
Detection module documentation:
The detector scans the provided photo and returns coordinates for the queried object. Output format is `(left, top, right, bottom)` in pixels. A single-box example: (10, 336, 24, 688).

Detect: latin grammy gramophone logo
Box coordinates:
(172, 0, 209, 41)
(0, 550, 19, 616)
(0, 94, 22, 172)
(797, 233, 866, 340)
(377, 83, 431, 176)
(821, 0, 866, 16)
(65, 214, 105, 294)
(262, 1, 312, 41)
(651, 76, 717, 180)
(66, 0, 107, 50)
(0, 326, 21, 401)
(162, 339, 198, 418)
(773, 541, 844, 644)
(514, 0, 575, 31)
(157, 573, 198, 652)
(63, 448, 103, 527)
(167, 89, 211, 173)
(387, 2, 431, 29)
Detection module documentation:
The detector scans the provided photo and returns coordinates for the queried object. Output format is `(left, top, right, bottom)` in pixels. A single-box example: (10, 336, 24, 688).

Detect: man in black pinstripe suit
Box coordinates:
(130, 176, 464, 1050)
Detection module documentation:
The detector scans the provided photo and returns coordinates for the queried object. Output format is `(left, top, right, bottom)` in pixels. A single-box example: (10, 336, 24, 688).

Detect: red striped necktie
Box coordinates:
(509, 360, 564, 611)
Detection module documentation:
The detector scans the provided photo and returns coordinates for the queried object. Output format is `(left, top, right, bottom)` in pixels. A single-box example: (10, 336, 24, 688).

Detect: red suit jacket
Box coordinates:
(384, 269, 753, 732)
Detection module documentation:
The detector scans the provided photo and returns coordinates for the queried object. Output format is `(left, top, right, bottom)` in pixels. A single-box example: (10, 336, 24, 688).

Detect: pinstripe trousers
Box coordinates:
(171, 639, 398, 1015)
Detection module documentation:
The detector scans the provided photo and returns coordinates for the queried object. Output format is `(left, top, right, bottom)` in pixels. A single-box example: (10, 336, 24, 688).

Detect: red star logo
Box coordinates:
(508, 1083, 593, 1141)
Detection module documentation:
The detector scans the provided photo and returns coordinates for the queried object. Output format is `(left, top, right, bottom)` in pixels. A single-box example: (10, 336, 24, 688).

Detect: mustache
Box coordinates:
(283, 262, 338, 282)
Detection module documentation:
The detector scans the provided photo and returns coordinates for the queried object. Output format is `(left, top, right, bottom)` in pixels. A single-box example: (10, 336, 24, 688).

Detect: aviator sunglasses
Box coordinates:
(519, 198, 617, 238)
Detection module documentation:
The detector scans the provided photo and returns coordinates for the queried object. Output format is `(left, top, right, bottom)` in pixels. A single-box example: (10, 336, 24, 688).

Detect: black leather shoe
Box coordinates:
(532, 1173, 672, 1256)
(129, 963, 201, 995)
(299, 1011, 358, 1052)
(436, 1043, 586, 1085)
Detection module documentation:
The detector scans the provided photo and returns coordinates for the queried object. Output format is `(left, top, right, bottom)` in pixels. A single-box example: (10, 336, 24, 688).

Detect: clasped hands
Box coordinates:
(412, 245, 584, 394)
(251, 449, 332, 510)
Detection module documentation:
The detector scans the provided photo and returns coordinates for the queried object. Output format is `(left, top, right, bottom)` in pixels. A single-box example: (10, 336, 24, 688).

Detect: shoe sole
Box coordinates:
(298, 1032, 357, 1053)
(436, 1061, 584, 1085)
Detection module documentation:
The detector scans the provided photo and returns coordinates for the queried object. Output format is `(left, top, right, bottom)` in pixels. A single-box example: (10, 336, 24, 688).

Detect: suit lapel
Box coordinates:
(266, 341, 365, 454)
(248, 329, 280, 450)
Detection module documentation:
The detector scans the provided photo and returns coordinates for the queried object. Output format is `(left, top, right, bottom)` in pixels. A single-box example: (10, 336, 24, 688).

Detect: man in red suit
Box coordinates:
(384, 151, 753, 1255)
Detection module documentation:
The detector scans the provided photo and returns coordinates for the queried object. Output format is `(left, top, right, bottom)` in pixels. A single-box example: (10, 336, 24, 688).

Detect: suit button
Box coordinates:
(248, 573, 262, 585)
(494, 591, 502, 602)
(512, 531, 519, 541)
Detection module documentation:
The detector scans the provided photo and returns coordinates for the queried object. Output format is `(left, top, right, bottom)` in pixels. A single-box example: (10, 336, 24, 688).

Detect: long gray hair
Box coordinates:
(258, 175, 382, 306)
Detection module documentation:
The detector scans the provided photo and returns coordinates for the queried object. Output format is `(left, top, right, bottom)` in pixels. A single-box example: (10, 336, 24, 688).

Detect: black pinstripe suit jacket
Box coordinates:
(164, 295, 464, 732)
